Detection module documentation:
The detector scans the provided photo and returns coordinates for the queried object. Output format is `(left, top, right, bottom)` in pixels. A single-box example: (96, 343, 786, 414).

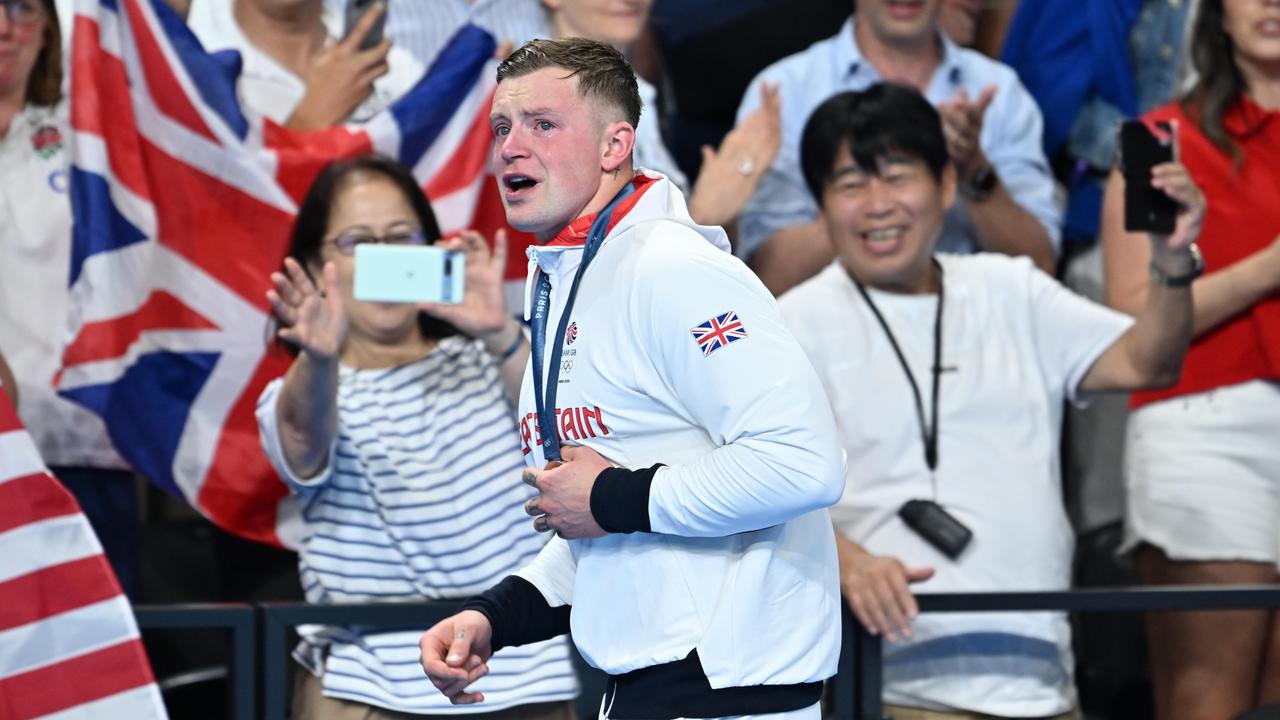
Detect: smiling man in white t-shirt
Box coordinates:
(778, 83, 1202, 719)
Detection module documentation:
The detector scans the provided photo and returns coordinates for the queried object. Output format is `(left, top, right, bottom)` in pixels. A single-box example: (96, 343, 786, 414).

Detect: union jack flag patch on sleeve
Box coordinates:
(691, 311, 749, 357)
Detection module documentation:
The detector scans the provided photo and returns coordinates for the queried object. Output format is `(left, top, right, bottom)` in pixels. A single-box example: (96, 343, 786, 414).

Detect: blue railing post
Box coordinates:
(261, 610, 291, 720)
(854, 621, 883, 720)
(134, 603, 256, 720)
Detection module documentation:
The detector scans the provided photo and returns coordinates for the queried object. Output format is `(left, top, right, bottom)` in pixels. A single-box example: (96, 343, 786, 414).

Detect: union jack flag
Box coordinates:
(690, 311, 749, 358)
(57, 0, 520, 546)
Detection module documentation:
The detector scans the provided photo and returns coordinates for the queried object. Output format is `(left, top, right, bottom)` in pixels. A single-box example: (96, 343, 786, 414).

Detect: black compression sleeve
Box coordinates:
(460, 575, 570, 652)
(590, 464, 662, 534)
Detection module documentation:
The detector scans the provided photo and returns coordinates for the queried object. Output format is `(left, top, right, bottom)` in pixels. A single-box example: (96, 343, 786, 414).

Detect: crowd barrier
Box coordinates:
(134, 585, 1280, 720)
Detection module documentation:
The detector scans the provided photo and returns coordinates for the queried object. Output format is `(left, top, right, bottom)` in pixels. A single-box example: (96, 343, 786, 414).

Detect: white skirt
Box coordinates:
(1122, 379, 1280, 565)
(599, 700, 821, 720)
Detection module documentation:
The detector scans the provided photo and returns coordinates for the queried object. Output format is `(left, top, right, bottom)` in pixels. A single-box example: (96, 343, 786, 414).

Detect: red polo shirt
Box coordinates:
(1131, 96, 1280, 410)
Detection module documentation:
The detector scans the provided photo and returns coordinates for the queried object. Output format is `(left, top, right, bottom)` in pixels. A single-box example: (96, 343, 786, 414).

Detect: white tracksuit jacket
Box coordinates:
(512, 170, 846, 692)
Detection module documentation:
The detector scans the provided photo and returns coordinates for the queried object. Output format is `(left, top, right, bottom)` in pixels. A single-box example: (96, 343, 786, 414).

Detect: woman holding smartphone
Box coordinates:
(1101, 1, 1280, 718)
(259, 155, 577, 719)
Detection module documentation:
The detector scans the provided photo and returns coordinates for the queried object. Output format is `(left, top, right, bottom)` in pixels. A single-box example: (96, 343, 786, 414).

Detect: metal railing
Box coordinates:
(830, 585, 1280, 720)
(134, 603, 256, 720)
(135, 586, 1280, 720)
(259, 601, 459, 720)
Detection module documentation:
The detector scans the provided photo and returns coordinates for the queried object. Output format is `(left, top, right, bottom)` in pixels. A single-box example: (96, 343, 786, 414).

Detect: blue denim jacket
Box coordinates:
(1061, 0, 1193, 240)
(1067, 0, 1194, 173)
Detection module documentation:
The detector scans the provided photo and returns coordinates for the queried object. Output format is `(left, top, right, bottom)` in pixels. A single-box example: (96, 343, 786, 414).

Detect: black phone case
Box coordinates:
(1120, 120, 1178, 234)
(899, 499, 973, 560)
(345, 0, 387, 51)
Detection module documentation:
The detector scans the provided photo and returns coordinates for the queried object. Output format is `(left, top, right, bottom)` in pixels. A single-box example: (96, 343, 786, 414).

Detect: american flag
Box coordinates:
(57, 0, 520, 546)
(690, 311, 749, 358)
(0, 391, 168, 720)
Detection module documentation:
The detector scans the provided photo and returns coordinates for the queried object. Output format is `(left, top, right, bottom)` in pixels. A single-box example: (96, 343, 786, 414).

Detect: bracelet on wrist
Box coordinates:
(495, 325, 525, 362)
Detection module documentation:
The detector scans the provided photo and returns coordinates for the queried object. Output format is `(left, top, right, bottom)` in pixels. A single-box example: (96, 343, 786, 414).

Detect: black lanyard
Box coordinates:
(850, 259, 944, 473)
(529, 182, 636, 462)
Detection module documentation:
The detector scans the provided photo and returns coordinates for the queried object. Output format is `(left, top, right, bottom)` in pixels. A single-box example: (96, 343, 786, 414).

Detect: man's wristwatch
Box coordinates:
(959, 164, 998, 202)
(1149, 243, 1204, 287)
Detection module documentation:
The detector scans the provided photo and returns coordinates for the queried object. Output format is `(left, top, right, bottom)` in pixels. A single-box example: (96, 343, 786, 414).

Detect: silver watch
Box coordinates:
(1149, 243, 1204, 287)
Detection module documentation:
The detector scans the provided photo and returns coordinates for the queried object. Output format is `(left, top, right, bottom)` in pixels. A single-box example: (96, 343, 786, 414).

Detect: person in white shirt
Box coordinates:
(418, 38, 846, 720)
(736, 0, 1060, 297)
(778, 83, 1202, 719)
(541, 0, 783, 238)
(322, 0, 551, 70)
(166, 0, 423, 128)
(260, 154, 577, 719)
(0, 0, 137, 592)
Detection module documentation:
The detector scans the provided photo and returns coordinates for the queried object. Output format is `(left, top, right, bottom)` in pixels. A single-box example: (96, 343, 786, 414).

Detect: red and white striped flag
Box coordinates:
(0, 391, 168, 719)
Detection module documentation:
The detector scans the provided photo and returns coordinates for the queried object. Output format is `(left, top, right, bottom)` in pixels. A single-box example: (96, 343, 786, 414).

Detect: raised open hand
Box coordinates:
(267, 258, 348, 360)
(688, 82, 782, 228)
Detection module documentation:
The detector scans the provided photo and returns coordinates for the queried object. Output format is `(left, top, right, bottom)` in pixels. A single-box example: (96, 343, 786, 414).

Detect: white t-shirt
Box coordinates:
(779, 255, 1133, 717)
(256, 336, 577, 713)
(0, 102, 126, 468)
(187, 0, 425, 124)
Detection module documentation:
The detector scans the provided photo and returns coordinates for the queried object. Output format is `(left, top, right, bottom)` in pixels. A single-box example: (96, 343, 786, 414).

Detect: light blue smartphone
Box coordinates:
(353, 244, 465, 304)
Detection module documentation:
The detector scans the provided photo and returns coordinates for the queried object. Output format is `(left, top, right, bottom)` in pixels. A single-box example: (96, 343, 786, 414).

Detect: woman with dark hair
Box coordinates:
(0, 0, 140, 592)
(258, 155, 577, 719)
(1101, 1, 1280, 718)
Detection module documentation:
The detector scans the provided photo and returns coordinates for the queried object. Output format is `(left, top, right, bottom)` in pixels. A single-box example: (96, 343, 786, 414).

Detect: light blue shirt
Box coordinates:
(734, 17, 1061, 261)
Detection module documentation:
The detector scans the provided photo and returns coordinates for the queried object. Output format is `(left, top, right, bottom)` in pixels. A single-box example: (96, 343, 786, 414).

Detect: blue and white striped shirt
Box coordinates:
(257, 336, 577, 713)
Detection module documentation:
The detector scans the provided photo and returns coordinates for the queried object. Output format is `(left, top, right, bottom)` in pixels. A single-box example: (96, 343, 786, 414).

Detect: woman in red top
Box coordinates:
(1102, 1, 1280, 719)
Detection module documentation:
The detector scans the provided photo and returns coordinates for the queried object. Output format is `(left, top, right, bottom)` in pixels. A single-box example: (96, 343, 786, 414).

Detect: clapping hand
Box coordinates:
(937, 85, 996, 180)
(267, 258, 347, 360)
(688, 82, 782, 228)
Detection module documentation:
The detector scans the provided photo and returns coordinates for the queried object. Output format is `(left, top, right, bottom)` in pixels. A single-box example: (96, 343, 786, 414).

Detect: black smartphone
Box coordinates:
(1119, 119, 1179, 234)
(344, 0, 387, 51)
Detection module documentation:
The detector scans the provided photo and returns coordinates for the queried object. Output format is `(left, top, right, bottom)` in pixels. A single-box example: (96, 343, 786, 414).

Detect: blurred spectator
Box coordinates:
(1101, 1, 1280, 718)
(644, 0, 848, 182)
(323, 0, 550, 69)
(1003, 0, 1198, 247)
(166, 0, 424, 128)
(780, 84, 1199, 719)
(0, 0, 139, 595)
(1003, 0, 1199, 561)
(542, 0, 784, 233)
(736, 0, 1059, 296)
(937, 0, 979, 48)
(257, 155, 577, 718)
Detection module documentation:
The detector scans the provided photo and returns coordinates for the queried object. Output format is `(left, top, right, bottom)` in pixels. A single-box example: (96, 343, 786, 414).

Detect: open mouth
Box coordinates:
(503, 174, 539, 199)
(862, 227, 906, 255)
